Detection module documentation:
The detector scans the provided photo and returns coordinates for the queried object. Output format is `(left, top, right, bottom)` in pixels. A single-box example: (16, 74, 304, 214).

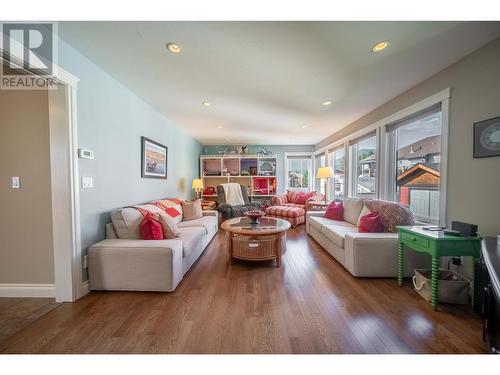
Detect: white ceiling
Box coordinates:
(59, 21, 500, 145)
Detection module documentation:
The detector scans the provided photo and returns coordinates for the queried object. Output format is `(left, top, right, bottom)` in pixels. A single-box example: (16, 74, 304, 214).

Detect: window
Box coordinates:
(349, 133, 377, 198)
(387, 105, 442, 224)
(328, 146, 345, 200)
(285, 155, 311, 190)
(314, 153, 326, 194)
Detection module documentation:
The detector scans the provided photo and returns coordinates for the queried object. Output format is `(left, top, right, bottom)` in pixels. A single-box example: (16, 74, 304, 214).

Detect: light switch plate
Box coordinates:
(11, 176, 20, 189)
(78, 149, 95, 160)
(81, 176, 93, 189)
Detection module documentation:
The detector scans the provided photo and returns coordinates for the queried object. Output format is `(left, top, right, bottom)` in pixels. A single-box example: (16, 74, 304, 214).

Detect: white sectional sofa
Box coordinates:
(306, 197, 428, 277)
(88, 202, 218, 292)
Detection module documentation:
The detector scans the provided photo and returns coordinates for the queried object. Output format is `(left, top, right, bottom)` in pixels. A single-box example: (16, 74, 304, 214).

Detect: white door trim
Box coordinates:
(1, 33, 83, 302)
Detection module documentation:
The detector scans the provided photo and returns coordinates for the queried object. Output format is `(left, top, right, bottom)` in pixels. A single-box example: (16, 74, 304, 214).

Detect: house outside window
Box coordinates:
(387, 105, 442, 224)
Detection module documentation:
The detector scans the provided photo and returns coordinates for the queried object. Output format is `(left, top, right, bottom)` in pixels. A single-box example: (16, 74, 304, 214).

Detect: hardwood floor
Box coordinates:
(0, 227, 486, 354)
(0, 298, 58, 343)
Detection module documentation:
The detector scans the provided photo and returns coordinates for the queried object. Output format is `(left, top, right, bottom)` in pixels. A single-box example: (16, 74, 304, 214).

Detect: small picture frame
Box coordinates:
(473, 115, 500, 158)
(141, 136, 168, 179)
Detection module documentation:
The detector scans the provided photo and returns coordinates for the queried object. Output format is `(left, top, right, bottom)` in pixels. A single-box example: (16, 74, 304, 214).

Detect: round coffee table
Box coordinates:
(221, 216, 291, 267)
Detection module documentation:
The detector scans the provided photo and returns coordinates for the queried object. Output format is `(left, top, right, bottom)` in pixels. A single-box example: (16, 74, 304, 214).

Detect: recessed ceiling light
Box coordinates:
(166, 42, 182, 54)
(202, 101, 211, 107)
(225, 138, 230, 141)
(372, 41, 390, 53)
(322, 101, 332, 106)
(217, 125, 223, 129)
(302, 125, 309, 128)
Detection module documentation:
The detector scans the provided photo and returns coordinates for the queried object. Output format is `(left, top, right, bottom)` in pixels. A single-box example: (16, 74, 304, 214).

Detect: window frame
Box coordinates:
(314, 88, 450, 226)
(284, 152, 313, 192)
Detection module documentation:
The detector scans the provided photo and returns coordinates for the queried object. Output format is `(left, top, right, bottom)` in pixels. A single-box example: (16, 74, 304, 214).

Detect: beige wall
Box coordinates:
(0, 88, 54, 284)
(316, 37, 500, 237)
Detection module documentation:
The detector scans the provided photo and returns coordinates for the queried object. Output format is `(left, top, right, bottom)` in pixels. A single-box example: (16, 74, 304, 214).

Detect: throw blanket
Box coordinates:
(222, 183, 245, 206)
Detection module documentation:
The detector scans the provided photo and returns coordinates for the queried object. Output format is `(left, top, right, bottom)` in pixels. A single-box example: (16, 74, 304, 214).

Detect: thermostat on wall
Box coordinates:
(78, 148, 94, 160)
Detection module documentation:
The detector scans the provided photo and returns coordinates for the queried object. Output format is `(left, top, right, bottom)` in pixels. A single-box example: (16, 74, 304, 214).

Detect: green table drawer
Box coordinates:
(401, 232, 429, 248)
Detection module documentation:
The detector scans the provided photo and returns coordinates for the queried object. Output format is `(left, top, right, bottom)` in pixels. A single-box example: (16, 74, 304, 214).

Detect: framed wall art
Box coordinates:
(141, 136, 168, 179)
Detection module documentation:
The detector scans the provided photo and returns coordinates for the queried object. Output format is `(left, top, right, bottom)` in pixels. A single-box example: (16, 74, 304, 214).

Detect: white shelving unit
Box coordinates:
(200, 155, 277, 199)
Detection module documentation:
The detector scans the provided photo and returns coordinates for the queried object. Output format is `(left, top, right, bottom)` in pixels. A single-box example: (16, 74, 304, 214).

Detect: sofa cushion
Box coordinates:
(309, 215, 336, 231)
(111, 204, 165, 239)
(177, 215, 218, 234)
(321, 221, 358, 248)
(178, 227, 206, 258)
(363, 199, 415, 232)
(342, 197, 364, 225)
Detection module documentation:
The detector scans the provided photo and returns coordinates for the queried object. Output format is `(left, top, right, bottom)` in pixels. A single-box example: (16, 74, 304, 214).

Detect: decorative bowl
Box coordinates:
(243, 210, 266, 223)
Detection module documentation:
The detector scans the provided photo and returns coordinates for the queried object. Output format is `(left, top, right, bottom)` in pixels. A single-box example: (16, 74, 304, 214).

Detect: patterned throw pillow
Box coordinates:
(155, 211, 181, 239)
(153, 198, 183, 224)
(363, 199, 415, 232)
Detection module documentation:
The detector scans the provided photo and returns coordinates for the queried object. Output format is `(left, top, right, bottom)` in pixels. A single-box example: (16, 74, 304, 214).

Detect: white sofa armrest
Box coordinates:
(88, 239, 183, 292)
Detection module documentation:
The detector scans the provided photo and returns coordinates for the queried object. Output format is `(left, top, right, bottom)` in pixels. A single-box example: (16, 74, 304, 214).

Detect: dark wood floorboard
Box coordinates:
(0, 226, 487, 353)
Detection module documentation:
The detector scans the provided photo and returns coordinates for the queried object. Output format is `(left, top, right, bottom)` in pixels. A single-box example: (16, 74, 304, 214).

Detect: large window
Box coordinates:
(286, 155, 311, 190)
(314, 153, 326, 194)
(328, 146, 345, 200)
(388, 105, 442, 224)
(349, 133, 377, 198)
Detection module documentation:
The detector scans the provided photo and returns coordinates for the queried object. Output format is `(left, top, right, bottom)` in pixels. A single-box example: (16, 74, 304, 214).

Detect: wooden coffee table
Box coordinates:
(221, 217, 291, 267)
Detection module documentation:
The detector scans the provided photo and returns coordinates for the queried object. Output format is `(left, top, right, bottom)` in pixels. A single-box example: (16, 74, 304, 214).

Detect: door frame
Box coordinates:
(1, 38, 84, 302)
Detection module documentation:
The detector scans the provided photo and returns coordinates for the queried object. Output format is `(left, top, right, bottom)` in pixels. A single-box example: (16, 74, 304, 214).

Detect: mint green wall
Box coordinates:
(58, 38, 202, 278)
(201, 145, 314, 194)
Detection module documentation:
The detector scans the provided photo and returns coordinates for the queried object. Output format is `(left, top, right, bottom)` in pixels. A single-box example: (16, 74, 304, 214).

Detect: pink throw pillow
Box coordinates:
(358, 211, 385, 233)
(294, 191, 314, 204)
(324, 201, 343, 221)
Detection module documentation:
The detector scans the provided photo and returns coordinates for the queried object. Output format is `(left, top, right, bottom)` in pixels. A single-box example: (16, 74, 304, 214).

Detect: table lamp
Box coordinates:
(315, 167, 334, 203)
(192, 178, 204, 199)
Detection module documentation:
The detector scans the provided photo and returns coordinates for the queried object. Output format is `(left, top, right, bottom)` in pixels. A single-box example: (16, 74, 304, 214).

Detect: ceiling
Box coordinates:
(59, 21, 500, 145)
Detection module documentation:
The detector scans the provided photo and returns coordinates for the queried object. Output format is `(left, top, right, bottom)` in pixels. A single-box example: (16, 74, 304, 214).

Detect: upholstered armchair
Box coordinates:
(271, 191, 325, 211)
(216, 184, 263, 220)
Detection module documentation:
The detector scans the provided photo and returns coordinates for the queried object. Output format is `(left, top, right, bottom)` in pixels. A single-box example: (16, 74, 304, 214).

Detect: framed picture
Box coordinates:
(473, 116, 500, 158)
(141, 136, 168, 179)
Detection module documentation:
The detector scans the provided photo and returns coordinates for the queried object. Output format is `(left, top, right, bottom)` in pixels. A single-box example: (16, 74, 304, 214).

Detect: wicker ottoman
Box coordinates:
(265, 205, 305, 227)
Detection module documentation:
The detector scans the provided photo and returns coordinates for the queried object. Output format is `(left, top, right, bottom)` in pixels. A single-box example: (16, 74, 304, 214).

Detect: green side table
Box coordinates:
(397, 226, 482, 310)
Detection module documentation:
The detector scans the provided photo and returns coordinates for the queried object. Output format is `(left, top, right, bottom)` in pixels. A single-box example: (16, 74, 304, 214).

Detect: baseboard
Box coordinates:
(79, 280, 90, 299)
(0, 283, 56, 298)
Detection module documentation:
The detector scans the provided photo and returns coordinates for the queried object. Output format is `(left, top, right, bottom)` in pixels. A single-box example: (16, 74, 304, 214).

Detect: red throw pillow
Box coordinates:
(139, 212, 164, 240)
(358, 211, 385, 233)
(324, 201, 343, 221)
(294, 191, 315, 204)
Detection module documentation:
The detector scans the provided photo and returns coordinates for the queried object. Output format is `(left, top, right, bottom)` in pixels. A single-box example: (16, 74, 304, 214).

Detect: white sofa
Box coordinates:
(306, 198, 428, 277)
(88, 204, 218, 292)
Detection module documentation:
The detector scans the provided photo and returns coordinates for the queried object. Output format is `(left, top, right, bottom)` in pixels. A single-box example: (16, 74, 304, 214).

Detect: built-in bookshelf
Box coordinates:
(200, 155, 277, 199)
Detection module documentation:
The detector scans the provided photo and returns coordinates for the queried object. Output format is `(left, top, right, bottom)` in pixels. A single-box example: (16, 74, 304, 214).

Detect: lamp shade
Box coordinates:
(316, 166, 334, 179)
(192, 178, 204, 190)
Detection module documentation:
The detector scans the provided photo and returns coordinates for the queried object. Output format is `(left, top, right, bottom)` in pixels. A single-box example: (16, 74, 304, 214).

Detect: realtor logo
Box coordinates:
(1, 22, 58, 89)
